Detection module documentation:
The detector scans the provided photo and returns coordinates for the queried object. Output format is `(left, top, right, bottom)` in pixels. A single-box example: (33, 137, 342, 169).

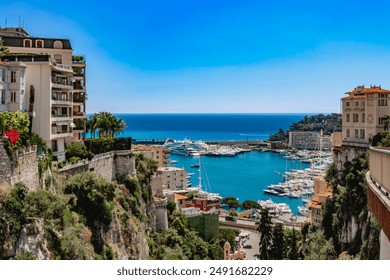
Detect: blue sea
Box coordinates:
(114, 113, 309, 141)
(107, 113, 315, 215)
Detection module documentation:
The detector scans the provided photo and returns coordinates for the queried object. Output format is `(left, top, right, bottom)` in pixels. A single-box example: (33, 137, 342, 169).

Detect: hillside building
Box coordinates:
(288, 131, 332, 150)
(155, 166, 187, 191)
(132, 144, 169, 167)
(0, 27, 87, 161)
(342, 85, 390, 147)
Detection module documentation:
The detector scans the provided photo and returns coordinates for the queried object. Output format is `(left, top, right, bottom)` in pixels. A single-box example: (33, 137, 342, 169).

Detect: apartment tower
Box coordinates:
(0, 27, 87, 161)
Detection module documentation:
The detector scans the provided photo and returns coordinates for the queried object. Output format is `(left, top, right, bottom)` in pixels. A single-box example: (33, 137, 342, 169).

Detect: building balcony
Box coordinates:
(51, 95, 72, 106)
(73, 83, 86, 91)
(51, 62, 73, 74)
(50, 130, 73, 139)
(51, 78, 73, 90)
(72, 55, 86, 66)
(73, 93, 86, 103)
(51, 114, 72, 122)
(73, 111, 86, 119)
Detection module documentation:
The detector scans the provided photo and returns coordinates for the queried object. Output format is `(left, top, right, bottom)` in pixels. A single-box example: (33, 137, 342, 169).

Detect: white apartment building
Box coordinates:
(0, 60, 27, 112)
(342, 85, 390, 147)
(288, 131, 332, 150)
(0, 27, 87, 161)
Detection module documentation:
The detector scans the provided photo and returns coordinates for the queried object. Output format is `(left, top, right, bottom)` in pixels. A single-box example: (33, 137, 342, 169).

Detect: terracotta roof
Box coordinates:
(345, 85, 390, 95)
(341, 95, 367, 100)
(175, 194, 188, 200)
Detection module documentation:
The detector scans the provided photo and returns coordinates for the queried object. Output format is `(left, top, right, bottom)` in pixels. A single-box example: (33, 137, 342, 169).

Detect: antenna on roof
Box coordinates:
(5, 18, 7, 27)
(19, 16, 21, 27)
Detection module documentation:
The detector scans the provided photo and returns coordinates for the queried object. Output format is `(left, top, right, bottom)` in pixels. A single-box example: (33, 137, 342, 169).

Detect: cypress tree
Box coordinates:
(288, 228, 298, 260)
(271, 223, 285, 259)
(258, 208, 272, 260)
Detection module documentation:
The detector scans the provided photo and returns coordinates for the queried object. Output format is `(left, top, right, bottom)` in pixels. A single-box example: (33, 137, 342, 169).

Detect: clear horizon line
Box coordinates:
(86, 112, 338, 115)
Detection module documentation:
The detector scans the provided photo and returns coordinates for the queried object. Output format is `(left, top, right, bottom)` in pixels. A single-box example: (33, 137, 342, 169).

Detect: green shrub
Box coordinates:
(66, 142, 92, 160)
(84, 138, 131, 155)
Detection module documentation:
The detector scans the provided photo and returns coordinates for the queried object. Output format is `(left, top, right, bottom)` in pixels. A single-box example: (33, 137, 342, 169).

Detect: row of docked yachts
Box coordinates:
(163, 138, 251, 157)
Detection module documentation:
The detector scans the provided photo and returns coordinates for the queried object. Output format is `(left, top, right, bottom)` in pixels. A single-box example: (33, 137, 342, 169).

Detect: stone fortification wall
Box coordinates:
(89, 152, 115, 182)
(114, 150, 136, 180)
(154, 197, 168, 231)
(59, 150, 136, 182)
(0, 139, 39, 190)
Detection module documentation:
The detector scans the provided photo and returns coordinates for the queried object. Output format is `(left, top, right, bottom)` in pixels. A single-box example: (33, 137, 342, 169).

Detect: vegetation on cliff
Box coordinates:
(148, 201, 239, 260)
(269, 113, 341, 141)
(322, 153, 379, 259)
(0, 153, 156, 260)
(289, 113, 341, 134)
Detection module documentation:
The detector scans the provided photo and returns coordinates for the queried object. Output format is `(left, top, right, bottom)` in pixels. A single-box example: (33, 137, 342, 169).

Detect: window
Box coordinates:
(23, 39, 32, 47)
(378, 94, 388, 106)
(61, 107, 67, 116)
(36, 40, 44, 48)
(362, 113, 365, 123)
(362, 101, 365, 106)
(10, 71, 16, 83)
(10, 91, 16, 102)
(0, 90, 5, 104)
(355, 129, 359, 139)
(355, 101, 359, 106)
(353, 114, 359, 123)
(360, 129, 365, 139)
(346, 114, 350, 122)
(346, 129, 350, 138)
(346, 101, 350, 106)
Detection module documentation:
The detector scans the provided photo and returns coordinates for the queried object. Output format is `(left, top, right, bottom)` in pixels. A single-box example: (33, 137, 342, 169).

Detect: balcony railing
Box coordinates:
(73, 83, 85, 90)
(73, 95, 85, 103)
(72, 55, 86, 64)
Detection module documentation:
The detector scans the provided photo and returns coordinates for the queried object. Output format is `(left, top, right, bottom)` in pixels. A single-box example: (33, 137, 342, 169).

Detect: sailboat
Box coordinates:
(187, 156, 222, 200)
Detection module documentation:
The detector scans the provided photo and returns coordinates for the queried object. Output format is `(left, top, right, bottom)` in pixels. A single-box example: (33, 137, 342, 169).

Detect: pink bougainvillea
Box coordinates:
(4, 130, 20, 145)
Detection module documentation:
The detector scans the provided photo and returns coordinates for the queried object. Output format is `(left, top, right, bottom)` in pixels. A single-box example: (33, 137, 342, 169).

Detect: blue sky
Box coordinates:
(2, 0, 390, 113)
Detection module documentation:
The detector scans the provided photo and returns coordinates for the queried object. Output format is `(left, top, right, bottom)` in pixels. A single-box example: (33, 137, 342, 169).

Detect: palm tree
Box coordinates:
(86, 112, 127, 138)
(87, 113, 98, 138)
(95, 112, 113, 138)
(111, 117, 127, 137)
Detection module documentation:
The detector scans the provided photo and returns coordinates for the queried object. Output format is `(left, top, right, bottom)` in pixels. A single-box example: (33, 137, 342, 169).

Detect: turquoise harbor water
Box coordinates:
(105, 113, 316, 215)
(170, 152, 310, 215)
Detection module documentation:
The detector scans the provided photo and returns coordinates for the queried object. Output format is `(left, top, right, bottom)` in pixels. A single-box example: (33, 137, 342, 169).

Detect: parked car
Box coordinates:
(243, 244, 252, 249)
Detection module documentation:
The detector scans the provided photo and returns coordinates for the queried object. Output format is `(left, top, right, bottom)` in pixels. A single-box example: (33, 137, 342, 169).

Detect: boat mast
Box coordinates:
(198, 156, 202, 190)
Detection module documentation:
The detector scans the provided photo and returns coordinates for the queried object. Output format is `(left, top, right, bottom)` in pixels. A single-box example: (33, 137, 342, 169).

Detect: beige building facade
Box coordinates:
(132, 144, 169, 167)
(0, 27, 87, 161)
(342, 85, 390, 147)
(156, 166, 187, 191)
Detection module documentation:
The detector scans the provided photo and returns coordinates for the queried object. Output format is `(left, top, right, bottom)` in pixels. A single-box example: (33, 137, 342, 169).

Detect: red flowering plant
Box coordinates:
(3, 129, 21, 146)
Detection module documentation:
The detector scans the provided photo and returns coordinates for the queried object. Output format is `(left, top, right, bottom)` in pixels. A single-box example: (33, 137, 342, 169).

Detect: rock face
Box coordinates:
(15, 221, 51, 260)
